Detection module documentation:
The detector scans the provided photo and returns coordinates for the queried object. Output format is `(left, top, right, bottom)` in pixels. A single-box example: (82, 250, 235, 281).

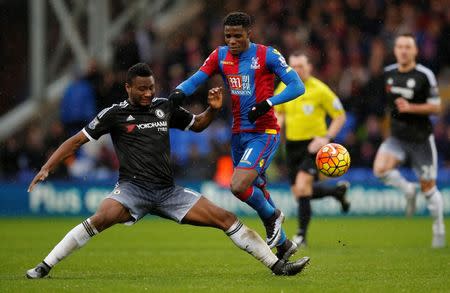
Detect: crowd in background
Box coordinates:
(1, 0, 449, 184)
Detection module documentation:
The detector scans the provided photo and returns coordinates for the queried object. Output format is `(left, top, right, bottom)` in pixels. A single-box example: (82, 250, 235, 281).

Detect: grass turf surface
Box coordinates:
(0, 217, 449, 292)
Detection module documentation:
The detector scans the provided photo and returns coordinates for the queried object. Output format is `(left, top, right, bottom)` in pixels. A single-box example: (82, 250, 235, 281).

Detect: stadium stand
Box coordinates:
(0, 0, 449, 184)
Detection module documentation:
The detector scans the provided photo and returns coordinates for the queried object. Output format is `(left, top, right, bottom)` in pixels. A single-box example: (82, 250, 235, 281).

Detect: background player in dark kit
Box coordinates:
(373, 34, 445, 248)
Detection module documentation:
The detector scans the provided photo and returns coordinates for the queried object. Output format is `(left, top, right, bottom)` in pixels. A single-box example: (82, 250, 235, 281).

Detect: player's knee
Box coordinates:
(292, 184, 312, 198)
(90, 211, 123, 232)
(230, 181, 249, 198)
(420, 180, 435, 193)
(373, 165, 388, 178)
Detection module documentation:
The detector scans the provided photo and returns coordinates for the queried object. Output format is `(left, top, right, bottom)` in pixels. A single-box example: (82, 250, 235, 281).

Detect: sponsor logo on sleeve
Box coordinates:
(88, 117, 99, 130)
(278, 56, 288, 67)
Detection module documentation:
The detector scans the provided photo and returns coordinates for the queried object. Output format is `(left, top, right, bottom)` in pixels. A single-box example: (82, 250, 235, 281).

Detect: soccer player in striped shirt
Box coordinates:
(170, 12, 305, 260)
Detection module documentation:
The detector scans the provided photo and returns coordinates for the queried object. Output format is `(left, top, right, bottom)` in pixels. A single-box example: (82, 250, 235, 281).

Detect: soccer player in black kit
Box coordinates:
(26, 63, 309, 278)
(373, 34, 445, 248)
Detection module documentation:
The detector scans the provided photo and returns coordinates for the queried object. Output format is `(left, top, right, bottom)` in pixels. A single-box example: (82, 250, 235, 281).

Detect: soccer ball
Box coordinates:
(315, 143, 351, 177)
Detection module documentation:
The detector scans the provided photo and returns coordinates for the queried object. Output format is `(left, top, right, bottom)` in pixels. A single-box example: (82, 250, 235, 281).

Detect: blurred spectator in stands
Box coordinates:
(434, 105, 450, 167)
(321, 41, 344, 93)
(20, 125, 46, 181)
(417, 17, 442, 73)
(357, 115, 383, 167)
(397, 2, 417, 34)
(0, 136, 21, 180)
(360, 38, 387, 119)
(437, 8, 450, 69)
(379, 4, 401, 52)
(135, 21, 156, 64)
(44, 121, 68, 178)
(60, 61, 98, 137)
(113, 26, 140, 71)
(97, 69, 127, 111)
(338, 51, 368, 112)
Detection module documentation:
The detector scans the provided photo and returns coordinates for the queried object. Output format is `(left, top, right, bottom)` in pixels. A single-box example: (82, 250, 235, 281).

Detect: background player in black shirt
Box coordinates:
(373, 34, 445, 248)
(26, 63, 309, 278)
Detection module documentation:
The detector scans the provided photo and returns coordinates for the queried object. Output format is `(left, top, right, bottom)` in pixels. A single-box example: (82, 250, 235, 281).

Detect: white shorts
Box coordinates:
(377, 135, 438, 180)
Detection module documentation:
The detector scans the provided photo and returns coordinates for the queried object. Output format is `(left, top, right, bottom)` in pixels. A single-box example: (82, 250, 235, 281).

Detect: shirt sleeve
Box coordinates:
(82, 106, 116, 141)
(424, 70, 441, 105)
(320, 84, 345, 119)
(199, 48, 219, 76)
(169, 106, 195, 131)
(176, 49, 218, 95)
(265, 47, 305, 105)
(265, 47, 291, 79)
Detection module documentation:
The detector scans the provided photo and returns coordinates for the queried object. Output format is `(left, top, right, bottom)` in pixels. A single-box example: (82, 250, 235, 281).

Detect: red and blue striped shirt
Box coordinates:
(177, 42, 304, 133)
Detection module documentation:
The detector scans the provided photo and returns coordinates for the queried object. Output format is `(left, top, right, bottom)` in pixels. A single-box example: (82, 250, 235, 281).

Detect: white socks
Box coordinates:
(424, 187, 446, 236)
(44, 219, 98, 267)
(379, 169, 414, 195)
(225, 220, 278, 268)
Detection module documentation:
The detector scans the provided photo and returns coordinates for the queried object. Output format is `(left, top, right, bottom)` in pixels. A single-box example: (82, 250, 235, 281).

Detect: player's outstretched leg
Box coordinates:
(26, 198, 133, 279)
(181, 196, 310, 276)
(311, 181, 351, 213)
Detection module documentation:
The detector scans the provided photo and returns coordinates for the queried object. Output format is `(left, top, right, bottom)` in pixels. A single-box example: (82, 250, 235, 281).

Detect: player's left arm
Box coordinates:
(190, 87, 223, 132)
(395, 72, 441, 115)
(28, 131, 90, 192)
(248, 48, 305, 123)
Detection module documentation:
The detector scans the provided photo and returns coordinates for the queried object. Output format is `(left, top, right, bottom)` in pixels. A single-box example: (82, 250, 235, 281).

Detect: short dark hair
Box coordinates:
(126, 63, 153, 84)
(395, 32, 417, 45)
(290, 51, 310, 63)
(223, 12, 252, 28)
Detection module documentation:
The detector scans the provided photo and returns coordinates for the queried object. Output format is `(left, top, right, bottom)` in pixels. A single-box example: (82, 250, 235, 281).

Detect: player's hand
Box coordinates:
(28, 168, 49, 192)
(207, 87, 223, 111)
(395, 97, 412, 113)
(308, 136, 330, 154)
(248, 100, 272, 123)
(168, 89, 186, 108)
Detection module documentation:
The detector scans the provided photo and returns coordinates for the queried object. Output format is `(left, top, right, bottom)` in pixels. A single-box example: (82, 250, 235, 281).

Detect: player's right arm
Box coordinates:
(169, 49, 219, 106)
(28, 105, 116, 192)
(28, 131, 89, 192)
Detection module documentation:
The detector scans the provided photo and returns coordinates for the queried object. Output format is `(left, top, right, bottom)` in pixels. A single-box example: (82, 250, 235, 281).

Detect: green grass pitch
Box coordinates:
(0, 217, 449, 292)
